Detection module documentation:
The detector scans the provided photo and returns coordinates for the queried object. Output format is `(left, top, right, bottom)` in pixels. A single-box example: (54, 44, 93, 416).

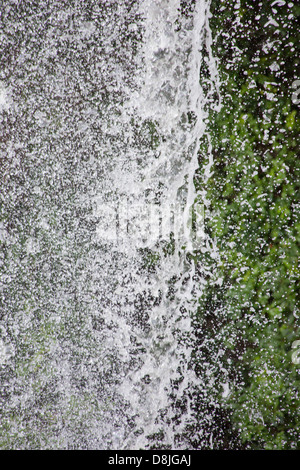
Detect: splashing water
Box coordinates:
(0, 0, 222, 449)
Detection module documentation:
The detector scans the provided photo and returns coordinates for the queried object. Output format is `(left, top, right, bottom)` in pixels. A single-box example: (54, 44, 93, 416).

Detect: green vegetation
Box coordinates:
(195, 0, 300, 449)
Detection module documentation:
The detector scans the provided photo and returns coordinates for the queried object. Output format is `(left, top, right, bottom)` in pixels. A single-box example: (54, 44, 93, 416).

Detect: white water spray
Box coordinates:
(89, 0, 221, 449)
(0, 0, 222, 449)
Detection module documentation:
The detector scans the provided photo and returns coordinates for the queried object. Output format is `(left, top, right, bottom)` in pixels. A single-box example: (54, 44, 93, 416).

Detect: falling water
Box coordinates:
(0, 0, 222, 449)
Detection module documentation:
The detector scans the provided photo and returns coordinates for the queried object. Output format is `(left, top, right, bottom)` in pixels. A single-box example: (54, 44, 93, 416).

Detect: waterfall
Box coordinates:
(0, 0, 221, 449)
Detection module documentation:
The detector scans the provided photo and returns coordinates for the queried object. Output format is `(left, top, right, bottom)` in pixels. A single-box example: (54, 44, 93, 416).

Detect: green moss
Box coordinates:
(196, 0, 300, 449)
